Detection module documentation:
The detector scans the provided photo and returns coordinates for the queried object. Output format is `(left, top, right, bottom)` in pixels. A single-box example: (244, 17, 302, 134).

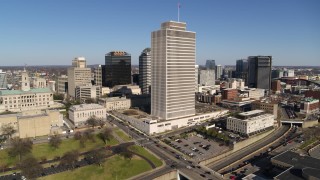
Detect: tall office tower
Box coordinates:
(195, 65, 199, 92)
(94, 65, 102, 87)
(198, 69, 215, 86)
(205, 60, 216, 69)
(235, 59, 248, 85)
(21, 69, 30, 91)
(67, 57, 92, 98)
(0, 69, 7, 90)
(248, 56, 272, 90)
(104, 51, 131, 88)
(139, 48, 151, 94)
(151, 21, 196, 120)
(215, 65, 222, 80)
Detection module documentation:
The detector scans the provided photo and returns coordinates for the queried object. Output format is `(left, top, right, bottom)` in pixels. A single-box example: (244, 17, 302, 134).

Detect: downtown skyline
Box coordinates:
(1, 0, 319, 66)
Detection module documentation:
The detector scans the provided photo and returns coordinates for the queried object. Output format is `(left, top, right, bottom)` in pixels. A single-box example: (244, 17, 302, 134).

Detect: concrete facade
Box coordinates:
(57, 75, 68, 94)
(68, 104, 106, 126)
(251, 100, 278, 119)
(151, 21, 196, 120)
(99, 97, 131, 111)
(75, 85, 101, 101)
(0, 110, 63, 138)
(139, 48, 151, 94)
(226, 110, 274, 135)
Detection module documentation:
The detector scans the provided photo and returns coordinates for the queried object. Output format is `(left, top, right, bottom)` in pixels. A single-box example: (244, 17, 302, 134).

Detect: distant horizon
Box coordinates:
(1, 0, 319, 66)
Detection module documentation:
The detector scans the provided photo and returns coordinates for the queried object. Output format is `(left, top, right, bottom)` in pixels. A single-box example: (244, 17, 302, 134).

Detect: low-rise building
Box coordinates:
(0, 88, 55, 112)
(226, 110, 274, 136)
(222, 88, 238, 100)
(0, 109, 63, 138)
(252, 100, 278, 119)
(300, 98, 319, 114)
(68, 104, 106, 126)
(99, 97, 131, 111)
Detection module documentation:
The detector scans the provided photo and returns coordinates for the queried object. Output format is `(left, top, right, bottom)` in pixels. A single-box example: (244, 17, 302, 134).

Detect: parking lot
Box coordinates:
(166, 135, 230, 162)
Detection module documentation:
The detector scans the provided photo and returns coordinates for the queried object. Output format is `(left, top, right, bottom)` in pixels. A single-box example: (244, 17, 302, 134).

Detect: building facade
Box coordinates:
(151, 21, 196, 120)
(104, 51, 131, 88)
(300, 98, 319, 114)
(94, 65, 102, 87)
(57, 75, 68, 94)
(99, 97, 131, 111)
(251, 100, 278, 119)
(75, 85, 101, 101)
(222, 88, 238, 100)
(0, 110, 63, 138)
(226, 110, 274, 135)
(215, 65, 222, 80)
(68, 104, 106, 126)
(248, 56, 272, 90)
(139, 48, 151, 94)
(198, 69, 215, 86)
(0, 69, 7, 90)
(67, 57, 92, 98)
(205, 60, 216, 70)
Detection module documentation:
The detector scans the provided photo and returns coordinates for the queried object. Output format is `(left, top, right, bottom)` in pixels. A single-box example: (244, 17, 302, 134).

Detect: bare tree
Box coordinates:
(83, 129, 95, 142)
(60, 150, 79, 169)
(85, 149, 105, 166)
(1, 124, 16, 139)
(8, 137, 33, 161)
(49, 134, 62, 149)
(74, 131, 82, 140)
(86, 116, 99, 129)
(17, 156, 43, 179)
(120, 151, 133, 161)
(98, 119, 106, 128)
(98, 127, 113, 144)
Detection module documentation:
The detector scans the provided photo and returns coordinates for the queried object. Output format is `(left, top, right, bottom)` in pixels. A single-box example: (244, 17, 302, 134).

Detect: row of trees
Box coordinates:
(196, 127, 230, 145)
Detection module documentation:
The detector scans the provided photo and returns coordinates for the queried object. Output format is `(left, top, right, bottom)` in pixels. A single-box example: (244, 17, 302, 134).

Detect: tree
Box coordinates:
(113, 145, 127, 154)
(83, 129, 95, 142)
(98, 127, 112, 144)
(120, 151, 133, 161)
(1, 124, 16, 139)
(53, 93, 64, 101)
(8, 137, 33, 161)
(85, 149, 105, 166)
(86, 116, 99, 129)
(49, 134, 62, 149)
(60, 150, 79, 169)
(98, 119, 106, 128)
(74, 131, 82, 140)
(17, 156, 43, 179)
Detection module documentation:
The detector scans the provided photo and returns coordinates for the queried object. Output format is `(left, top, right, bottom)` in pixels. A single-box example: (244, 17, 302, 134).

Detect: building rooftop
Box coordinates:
(100, 97, 129, 102)
(272, 151, 320, 180)
(69, 104, 104, 111)
(239, 110, 265, 117)
(0, 88, 52, 96)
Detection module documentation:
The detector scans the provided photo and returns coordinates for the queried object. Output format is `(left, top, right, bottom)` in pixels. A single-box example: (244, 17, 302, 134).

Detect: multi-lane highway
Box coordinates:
(108, 114, 223, 180)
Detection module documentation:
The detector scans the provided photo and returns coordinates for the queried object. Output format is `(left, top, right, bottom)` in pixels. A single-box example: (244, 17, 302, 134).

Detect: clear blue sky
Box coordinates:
(0, 0, 319, 66)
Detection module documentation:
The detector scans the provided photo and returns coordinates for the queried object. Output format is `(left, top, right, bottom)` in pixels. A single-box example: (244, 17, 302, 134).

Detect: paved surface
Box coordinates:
(108, 113, 223, 180)
(309, 144, 320, 159)
(208, 125, 290, 172)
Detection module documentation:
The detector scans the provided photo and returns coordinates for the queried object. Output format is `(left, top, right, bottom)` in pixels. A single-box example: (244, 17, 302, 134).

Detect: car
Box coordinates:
(200, 174, 206, 177)
(170, 164, 176, 168)
(186, 165, 192, 169)
(205, 171, 211, 174)
(196, 165, 201, 169)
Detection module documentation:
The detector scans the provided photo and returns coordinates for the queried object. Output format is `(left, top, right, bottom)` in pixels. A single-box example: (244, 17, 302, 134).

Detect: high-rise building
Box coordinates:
(235, 59, 248, 85)
(205, 60, 216, 70)
(271, 80, 281, 94)
(198, 69, 215, 86)
(151, 21, 196, 120)
(94, 65, 102, 87)
(248, 56, 272, 90)
(215, 65, 222, 80)
(67, 57, 92, 98)
(104, 51, 131, 88)
(0, 69, 7, 90)
(139, 48, 151, 94)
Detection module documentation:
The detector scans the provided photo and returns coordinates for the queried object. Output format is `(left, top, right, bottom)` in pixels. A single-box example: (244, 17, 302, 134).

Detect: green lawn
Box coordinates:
(40, 155, 152, 180)
(0, 134, 118, 167)
(114, 129, 131, 142)
(128, 145, 163, 167)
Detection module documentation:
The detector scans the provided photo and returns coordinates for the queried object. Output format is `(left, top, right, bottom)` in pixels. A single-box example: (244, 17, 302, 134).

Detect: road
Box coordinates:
(208, 125, 290, 172)
(108, 114, 223, 180)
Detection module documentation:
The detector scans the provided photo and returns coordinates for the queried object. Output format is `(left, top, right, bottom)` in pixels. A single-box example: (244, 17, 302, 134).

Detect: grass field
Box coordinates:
(128, 145, 163, 167)
(114, 129, 131, 142)
(300, 137, 318, 149)
(0, 134, 118, 167)
(39, 155, 152, 180)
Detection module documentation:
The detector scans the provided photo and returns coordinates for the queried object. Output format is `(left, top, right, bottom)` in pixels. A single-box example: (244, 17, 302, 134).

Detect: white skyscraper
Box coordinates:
(151, 21, 196, 120)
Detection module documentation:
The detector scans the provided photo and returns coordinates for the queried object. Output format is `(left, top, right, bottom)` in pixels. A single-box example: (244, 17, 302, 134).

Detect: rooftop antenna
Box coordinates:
(178, 2, 181, 22)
